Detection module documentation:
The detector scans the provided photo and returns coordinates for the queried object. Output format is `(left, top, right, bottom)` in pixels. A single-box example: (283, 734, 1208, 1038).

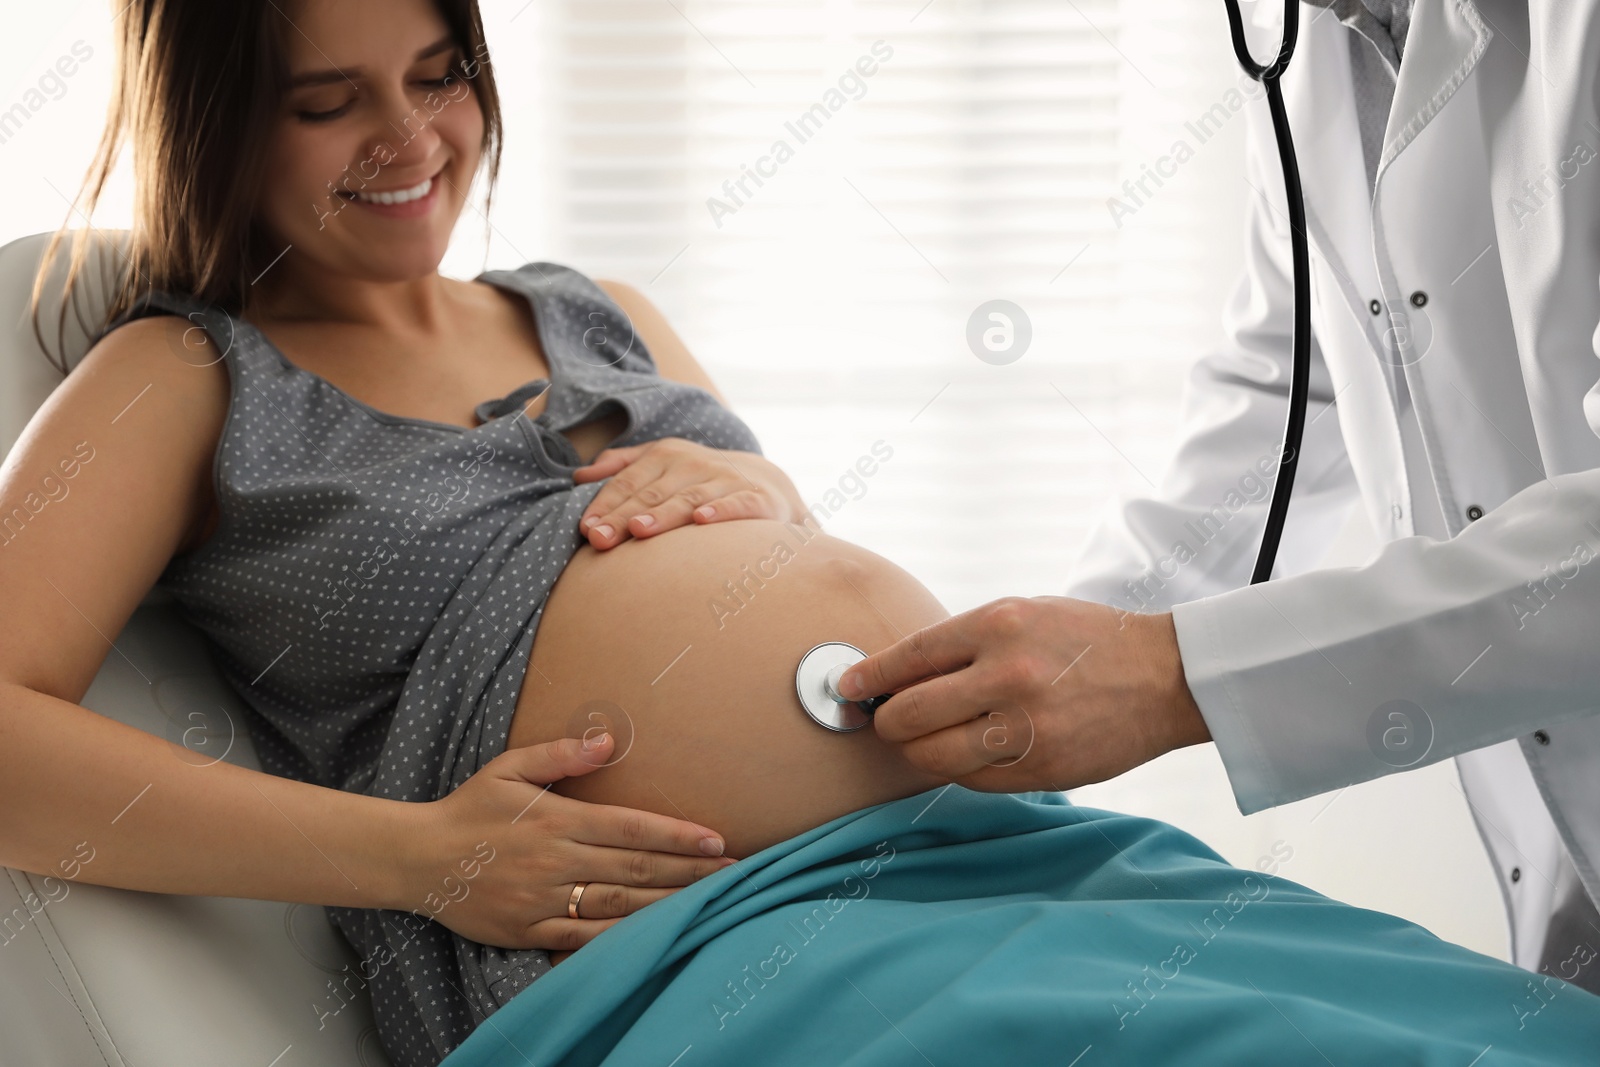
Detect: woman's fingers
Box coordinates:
(573, 439, 795, 549)
(575, 439, 751, 548)
(582, 485, 723, 546)
(586, 478, 778, 547)
(616, 480, 725, 539)
(574, 446, 671, 542)
(582, 473, 726, 548)
(528, 915, 626, 955)
(548, 882, 682, 921)
(561, 796, 729, 858)
(689, 488, 768, 523)
(570, 445, 644, 483)
(563, 838, 737, 889)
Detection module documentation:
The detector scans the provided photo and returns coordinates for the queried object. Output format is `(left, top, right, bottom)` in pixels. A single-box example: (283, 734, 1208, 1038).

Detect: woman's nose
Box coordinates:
(364, 88, 444, 171)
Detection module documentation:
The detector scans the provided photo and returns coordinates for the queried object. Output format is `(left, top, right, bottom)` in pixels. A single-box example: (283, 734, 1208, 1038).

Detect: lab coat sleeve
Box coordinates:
(1064, 123, 1360, 614)
(1172, 466, 1600, 814)
(1154, 132, 1600, 815)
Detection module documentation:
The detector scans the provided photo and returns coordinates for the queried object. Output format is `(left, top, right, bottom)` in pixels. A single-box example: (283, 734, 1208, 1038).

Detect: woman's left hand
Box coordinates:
(571, 437, 808, 549)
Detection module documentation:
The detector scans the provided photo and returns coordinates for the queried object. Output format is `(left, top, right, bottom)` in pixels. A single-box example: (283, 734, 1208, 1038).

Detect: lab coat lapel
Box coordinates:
(1373, 0, 1543, 537)
(1280, 6, 1382, 337)
(1376, 0, 1491, 177)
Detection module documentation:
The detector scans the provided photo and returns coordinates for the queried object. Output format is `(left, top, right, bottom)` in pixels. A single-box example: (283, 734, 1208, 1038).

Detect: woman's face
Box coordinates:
(257, 0, 486, 287)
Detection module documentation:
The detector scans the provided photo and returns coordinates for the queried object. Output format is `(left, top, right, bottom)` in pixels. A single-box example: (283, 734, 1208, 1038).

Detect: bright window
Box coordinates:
(464, 0, 1251, 612)
(3, 0, 1252, 615)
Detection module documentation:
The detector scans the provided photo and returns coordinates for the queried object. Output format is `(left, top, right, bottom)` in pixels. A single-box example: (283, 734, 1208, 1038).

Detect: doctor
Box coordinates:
(837, 0, 1600, 990)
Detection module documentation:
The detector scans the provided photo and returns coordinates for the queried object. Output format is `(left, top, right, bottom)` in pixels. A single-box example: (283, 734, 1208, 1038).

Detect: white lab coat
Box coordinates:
(1064, 0, 1600, 973)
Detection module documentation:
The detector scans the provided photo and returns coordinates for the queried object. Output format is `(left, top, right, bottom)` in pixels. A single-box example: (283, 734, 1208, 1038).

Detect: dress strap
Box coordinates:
(487, 261, 660, 382)
(95, 288, 205, 342)
(93, 288, 250, 373)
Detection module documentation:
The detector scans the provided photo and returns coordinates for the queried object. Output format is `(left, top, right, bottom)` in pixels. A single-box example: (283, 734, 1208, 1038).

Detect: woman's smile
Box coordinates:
(339, 163, 447, 220)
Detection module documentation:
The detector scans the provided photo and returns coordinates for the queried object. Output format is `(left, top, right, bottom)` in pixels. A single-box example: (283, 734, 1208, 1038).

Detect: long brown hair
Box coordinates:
(28, 0, 504, 375)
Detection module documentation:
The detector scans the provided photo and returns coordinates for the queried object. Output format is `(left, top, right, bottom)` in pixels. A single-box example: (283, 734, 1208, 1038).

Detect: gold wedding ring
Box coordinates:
(568, 881, 588, 920)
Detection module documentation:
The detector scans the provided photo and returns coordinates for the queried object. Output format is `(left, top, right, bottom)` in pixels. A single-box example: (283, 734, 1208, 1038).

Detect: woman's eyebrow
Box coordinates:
(288, 34, 457, 89)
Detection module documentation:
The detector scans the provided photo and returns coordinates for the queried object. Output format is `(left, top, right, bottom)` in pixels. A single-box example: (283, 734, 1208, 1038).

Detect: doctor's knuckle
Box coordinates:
(895, 687, 928, 733)
(992, 654, 1036, 694)
(939, 734, 972, 775)
(907, 735, 952, 775)
(636, 484, 669, 507)
(985, 597, 1031, 638)
(618, 812, 646, 848)
(906, 625, 942, 666)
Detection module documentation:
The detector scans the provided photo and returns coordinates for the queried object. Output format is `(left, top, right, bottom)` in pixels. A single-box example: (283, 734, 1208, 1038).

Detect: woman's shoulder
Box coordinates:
(93, 287, 218, 346)
(85, 288, 251, 390)
(66, 295, 233, 561)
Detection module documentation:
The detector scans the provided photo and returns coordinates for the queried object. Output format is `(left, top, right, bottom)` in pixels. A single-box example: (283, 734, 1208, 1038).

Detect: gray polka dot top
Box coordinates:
(97, 262, 765, 1067)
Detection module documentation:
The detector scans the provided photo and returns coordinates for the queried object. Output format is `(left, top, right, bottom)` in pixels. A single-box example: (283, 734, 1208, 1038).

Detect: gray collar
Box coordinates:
(1302, 0, 1414, 73)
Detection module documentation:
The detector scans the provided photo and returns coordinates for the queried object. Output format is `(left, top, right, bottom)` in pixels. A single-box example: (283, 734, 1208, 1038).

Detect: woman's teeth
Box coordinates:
(352, 176, 433, 205)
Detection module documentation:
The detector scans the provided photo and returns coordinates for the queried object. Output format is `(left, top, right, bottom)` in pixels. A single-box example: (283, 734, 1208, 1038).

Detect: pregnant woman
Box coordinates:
(4, 1, 1598, 1066)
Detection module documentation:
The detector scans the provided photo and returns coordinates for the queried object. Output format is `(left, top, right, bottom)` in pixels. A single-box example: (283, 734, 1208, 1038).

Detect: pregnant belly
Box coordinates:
(505, 518, 952, 864)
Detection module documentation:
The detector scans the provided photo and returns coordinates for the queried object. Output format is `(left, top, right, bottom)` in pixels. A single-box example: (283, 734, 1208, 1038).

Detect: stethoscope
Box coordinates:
(796, 0, 1309, 732)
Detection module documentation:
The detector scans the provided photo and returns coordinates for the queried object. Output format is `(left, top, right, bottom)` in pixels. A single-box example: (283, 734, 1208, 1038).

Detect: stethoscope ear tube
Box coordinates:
(1223, 0, 1311, 586)
(1223, 0, 1298, 80)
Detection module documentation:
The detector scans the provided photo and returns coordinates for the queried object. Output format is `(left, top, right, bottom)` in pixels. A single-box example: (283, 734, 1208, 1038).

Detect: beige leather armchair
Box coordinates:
(0, 230, 394, 1066)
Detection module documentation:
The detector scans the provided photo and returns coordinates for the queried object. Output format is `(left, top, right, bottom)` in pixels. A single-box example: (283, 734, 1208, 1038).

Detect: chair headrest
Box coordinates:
(0, 229, 133, 462)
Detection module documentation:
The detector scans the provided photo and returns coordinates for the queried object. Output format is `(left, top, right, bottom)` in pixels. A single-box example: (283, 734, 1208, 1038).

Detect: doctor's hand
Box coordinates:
(836, 598, 1212, 793)
(571, 438, 808, 549)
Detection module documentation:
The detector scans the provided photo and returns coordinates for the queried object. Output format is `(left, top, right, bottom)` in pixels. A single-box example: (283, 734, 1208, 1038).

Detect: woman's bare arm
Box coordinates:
(0, 317, 407, 909)
(0, 681, 409, 909)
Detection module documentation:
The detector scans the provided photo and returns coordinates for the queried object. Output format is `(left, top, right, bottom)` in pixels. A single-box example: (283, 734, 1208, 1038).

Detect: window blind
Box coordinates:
(481, 0, 1248, 614)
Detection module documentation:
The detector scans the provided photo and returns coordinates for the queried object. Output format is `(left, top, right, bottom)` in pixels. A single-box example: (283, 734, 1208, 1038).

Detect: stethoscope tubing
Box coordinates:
(1223, 0, 1312, 586)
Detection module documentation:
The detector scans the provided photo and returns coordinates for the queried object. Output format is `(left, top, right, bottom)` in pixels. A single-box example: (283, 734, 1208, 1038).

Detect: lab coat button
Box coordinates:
(1511, 867, 1522, 882)
(1466, 504, 1484, 521)
(1535, 729, 1550, 745)
(1368, 298, 1381, 315)
(1409, 291, 1428, 307)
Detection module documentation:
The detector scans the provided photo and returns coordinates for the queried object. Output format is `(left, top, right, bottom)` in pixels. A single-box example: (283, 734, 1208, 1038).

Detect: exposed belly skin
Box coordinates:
(505, 518, 953, 864)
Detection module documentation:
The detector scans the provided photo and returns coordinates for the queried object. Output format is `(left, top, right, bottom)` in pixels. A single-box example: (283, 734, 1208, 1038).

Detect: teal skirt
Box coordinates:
(440, 786, 1600, 1065)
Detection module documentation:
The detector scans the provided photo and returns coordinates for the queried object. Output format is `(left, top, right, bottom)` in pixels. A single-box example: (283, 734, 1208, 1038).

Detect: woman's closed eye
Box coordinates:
(296, 77, 458, 124)
(298, 99, 356, 123)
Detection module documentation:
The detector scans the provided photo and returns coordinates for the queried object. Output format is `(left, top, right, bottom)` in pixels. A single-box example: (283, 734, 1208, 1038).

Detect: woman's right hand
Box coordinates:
(398, 733, 736, 953)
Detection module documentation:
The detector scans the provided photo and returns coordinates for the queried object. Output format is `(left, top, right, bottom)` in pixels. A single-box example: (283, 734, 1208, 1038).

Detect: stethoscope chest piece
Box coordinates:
(795, 641, 890, 732)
